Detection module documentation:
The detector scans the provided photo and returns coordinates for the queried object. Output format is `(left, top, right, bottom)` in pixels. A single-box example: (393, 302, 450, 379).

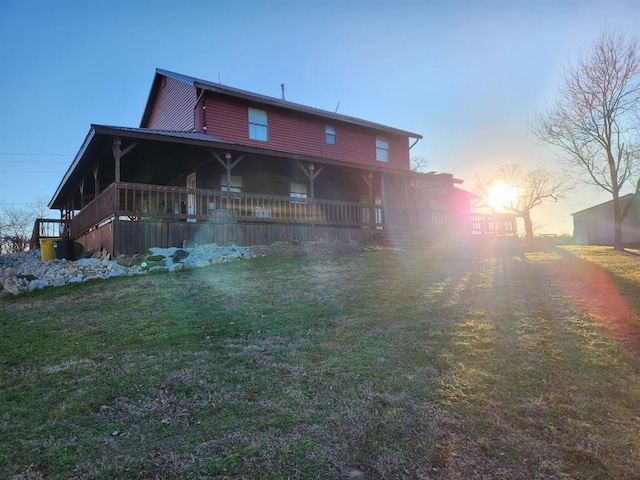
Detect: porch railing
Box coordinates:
(29, 218, 72, 249)
(70, 182, 383, 237)
(470, 213, 517, 236)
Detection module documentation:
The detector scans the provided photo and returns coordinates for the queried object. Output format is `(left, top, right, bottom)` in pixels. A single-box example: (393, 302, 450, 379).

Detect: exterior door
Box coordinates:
(187, 172, 196, 222)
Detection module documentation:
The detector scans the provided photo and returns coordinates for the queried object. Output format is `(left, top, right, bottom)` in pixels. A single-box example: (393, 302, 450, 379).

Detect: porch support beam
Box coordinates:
(112, 138, 121, 183)
(112, 138, 138, 183)
(79, 179, 85, 210)
(361, 172, 375, 227)
(93, 163, 100, 197)
(212, 151, 245, 204)
(296, 161, 325, 199)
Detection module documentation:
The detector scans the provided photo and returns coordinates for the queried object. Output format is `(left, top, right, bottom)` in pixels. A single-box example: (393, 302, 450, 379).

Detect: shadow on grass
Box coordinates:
(548, 247, 640, 355)
(430, 245, 640, 478)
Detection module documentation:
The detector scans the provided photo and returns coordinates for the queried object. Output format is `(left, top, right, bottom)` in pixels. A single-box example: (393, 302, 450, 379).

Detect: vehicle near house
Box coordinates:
(573, 193, 640, 246)
(34, 69, 483, 256)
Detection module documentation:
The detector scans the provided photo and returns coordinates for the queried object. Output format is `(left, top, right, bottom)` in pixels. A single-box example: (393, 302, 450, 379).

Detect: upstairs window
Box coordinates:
(221, 175, 243, 193)
(248, 108, 268, 141)
(325, 125, 336, 144)
(376, 136, 388, 162)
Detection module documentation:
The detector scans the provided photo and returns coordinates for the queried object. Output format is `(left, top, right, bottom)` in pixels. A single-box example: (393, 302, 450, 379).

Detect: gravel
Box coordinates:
(0, 243, 253, 296)
(0, 240, 372, 296)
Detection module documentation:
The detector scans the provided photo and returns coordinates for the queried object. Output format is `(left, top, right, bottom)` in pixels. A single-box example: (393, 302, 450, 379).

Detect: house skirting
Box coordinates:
(74, 218, 376, 256)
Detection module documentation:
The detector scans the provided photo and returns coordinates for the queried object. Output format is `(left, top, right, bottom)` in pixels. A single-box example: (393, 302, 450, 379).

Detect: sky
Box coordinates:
(1, 0, 640, 235)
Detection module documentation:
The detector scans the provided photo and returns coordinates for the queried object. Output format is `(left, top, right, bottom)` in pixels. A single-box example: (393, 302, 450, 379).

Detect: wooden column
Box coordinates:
(111, 137, 138, 184)
(361, 171, 374, 228)
(112, 138, 121, 183)
(79, 179, 85, 209)
(212, 151, 244, 206)
(93, 163, 100, 197)
(296, 161, 325, 199)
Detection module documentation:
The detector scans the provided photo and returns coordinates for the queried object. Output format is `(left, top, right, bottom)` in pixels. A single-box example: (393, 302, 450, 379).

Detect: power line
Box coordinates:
(0, 160, 69, 165)
(0, 171, 65, 174)
(0, 152, 72, 157)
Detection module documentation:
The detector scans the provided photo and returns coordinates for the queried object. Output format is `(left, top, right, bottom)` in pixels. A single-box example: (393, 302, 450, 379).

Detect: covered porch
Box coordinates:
(66, 181, 383, 254)
(41, 125, 466, 255)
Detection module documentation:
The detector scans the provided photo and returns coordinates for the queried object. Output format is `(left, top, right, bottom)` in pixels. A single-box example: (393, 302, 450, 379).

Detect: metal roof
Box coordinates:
(49, 125, 237, 208)
(571, 193, 637, 216)
(141, 68, 423, 139)
(93, 125, 233, 144)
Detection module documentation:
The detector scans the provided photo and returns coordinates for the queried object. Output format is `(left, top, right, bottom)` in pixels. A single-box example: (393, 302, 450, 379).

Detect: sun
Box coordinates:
(487, 181, 518, 212)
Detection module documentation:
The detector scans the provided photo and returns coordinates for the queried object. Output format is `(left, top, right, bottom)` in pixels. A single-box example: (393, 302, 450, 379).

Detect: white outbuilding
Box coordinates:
(573, 194, 640, 245)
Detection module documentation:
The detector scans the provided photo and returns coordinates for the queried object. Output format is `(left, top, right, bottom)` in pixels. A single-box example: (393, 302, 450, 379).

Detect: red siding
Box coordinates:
(146, 76, 196, 131)
(205, 94, 411, 170)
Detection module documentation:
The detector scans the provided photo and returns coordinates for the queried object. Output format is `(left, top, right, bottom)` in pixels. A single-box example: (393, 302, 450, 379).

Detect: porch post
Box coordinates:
(225, 152, 232, 206)
(93, 163, 100, 196)
(79, 179, 85, 209)
(296, 161, 325, 199)
(112, 137, 137, 184)
(112, 138, 121, 183)
(368, 172, 375, 227)
(212, 151, 245, 207)
(360, 171, 375, 228)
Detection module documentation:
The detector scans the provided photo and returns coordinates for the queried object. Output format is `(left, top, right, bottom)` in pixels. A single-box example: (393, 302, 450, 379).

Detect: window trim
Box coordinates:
(376, 136, 389, 162)
(325, 124, 336, 144)
(221, 175, 243, 193)
(248, 107, 268, 141)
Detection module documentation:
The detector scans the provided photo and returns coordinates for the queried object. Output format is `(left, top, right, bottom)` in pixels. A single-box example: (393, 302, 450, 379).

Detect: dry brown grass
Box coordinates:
(2, 245, 640, 479)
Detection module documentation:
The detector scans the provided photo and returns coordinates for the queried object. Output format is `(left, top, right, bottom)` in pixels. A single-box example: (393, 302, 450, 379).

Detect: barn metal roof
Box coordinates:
(571, 193, 637, 216)
(140, 68, 423, 139)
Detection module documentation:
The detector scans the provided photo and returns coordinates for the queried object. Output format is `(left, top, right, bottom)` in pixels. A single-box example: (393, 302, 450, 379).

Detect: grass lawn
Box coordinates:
(2, 245, 640, 479)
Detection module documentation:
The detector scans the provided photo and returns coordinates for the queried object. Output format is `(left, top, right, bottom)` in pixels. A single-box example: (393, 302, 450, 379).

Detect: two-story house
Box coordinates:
(43, 69, 475, 255)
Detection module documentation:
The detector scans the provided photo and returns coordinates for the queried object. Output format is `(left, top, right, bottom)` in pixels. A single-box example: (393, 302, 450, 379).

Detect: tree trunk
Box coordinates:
(612, 193, 624, 250)
(522, 209, 534, 243)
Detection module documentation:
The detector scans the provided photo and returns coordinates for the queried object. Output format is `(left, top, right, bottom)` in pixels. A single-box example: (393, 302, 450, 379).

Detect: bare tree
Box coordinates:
(30, 195, 51, 220)
(532, 29, 640, 250)
(475, 164, 572, 242)
(0, 205, 33, 253)
(410, 155, 431, 173)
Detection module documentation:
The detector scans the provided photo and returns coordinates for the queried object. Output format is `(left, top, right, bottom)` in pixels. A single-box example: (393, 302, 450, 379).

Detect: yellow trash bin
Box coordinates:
(39, 238, 59, 261)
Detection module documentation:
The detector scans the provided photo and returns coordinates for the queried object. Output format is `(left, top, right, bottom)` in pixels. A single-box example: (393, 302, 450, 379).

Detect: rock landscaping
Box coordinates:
(0, 240, 372, 296)
(0, 243, 252, 296)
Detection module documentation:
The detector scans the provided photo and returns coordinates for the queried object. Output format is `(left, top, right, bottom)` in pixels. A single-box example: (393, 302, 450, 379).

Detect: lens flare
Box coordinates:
(487, 182, 518, 212)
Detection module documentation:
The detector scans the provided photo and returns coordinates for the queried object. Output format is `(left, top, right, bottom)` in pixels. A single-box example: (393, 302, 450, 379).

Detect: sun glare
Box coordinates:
(487, 182, 518, 212)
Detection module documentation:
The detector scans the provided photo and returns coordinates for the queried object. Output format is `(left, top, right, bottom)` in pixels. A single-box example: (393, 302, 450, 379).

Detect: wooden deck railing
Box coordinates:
(29, 218, 72, 249)
(69, 182, 383, 236)
(71, 183, 118, 237)
(470, 213, 517, 236)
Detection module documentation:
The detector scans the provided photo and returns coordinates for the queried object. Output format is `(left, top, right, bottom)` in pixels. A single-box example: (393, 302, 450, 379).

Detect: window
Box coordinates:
(325, 125, 335, 144)
(376, 136, 388, 162)
(290, 182, 308, 199)
(221, 175, 243, 193)
(248, 108, 268, 141)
